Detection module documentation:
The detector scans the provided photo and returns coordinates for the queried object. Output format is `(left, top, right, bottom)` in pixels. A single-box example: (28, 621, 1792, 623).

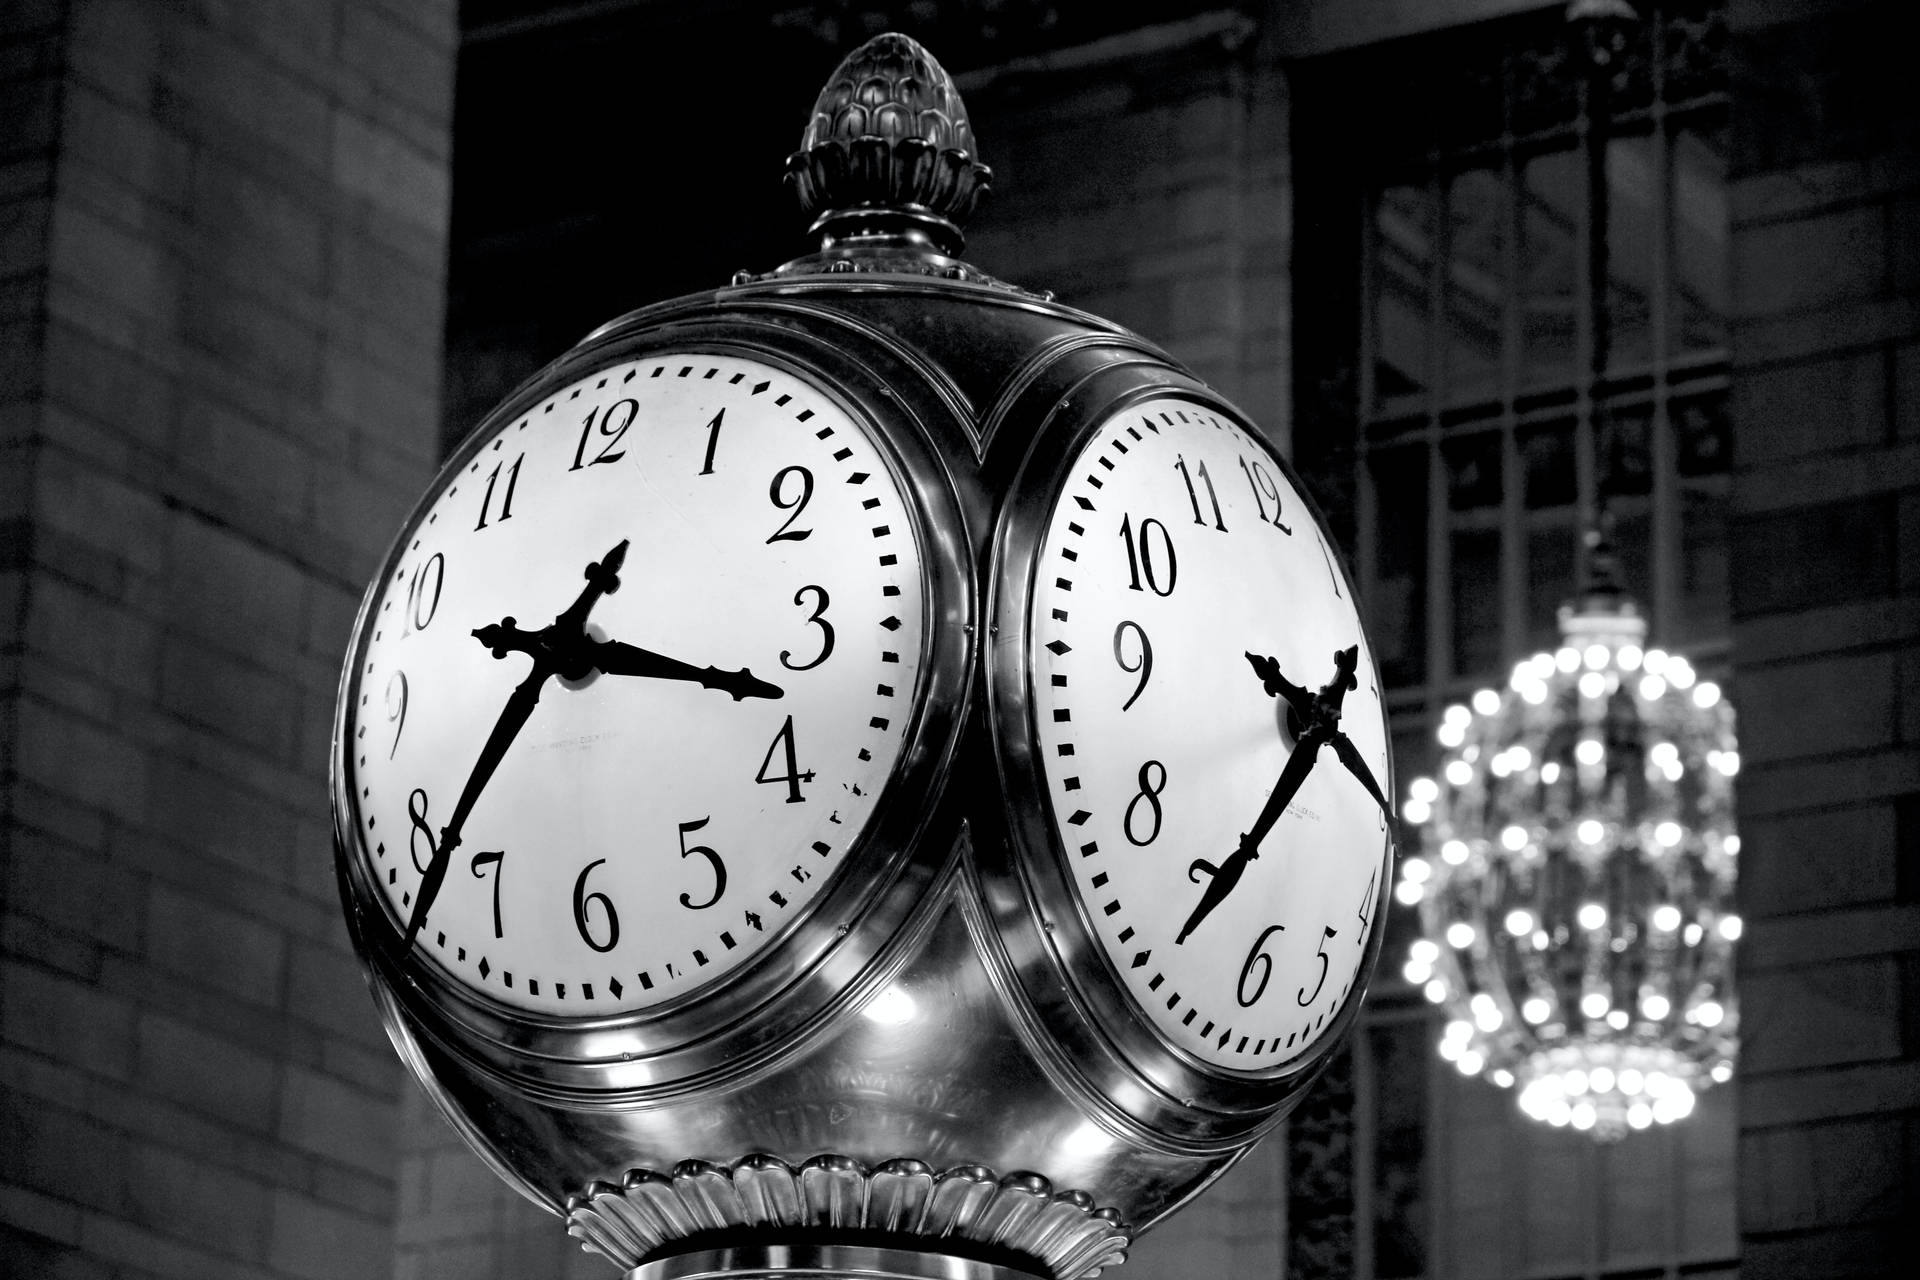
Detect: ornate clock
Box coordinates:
(339, 350, 935, 1017)
(332, 32, 1395, 1280)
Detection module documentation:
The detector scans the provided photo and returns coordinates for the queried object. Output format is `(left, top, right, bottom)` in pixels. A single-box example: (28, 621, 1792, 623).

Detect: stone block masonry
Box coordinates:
(0, 2, 456, 1277)
(1728, 2, 1920, 1277)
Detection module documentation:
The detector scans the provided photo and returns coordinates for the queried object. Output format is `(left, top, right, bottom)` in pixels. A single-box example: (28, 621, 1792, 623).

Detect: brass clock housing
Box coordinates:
(330, 32, 1395, 1280)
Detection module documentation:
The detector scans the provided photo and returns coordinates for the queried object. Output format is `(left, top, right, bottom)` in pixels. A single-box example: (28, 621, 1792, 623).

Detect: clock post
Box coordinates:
(332, 32, 1395, 1280)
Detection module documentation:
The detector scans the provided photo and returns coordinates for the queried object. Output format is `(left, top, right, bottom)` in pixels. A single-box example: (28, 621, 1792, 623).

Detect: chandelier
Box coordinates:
(1392, 558, 1739, 1140)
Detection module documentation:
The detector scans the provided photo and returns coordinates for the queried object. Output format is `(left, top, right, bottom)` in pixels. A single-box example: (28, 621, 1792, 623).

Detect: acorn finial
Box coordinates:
(785, 33, 992, 255)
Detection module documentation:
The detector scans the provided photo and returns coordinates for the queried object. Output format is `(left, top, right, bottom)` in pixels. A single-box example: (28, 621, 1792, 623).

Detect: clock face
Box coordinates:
(1024, 396, 1391, 1072)
(341, 352, 926, 1017)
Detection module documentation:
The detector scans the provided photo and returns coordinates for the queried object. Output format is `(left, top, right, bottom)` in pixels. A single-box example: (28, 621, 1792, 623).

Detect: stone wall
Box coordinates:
(0, 2, 456, 1276)
(1726, 0, 1920, 1276)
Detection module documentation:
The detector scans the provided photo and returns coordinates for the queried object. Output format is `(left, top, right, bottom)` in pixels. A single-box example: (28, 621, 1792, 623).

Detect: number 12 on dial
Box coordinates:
(1023, 395, 1392, 1072)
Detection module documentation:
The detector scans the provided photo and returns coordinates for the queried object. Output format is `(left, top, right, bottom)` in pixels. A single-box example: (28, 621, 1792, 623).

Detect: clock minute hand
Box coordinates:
(403, 658, 552, 949)
(403, 540, 629, 950)
(585, 637, 783, 701)
(1176, 730, 1322, 946)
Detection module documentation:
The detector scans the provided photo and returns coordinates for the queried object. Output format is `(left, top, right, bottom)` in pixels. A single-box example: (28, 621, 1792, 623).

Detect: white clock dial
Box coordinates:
(1027, 397, 1392, 1071)
(342, 352, 925, 1016)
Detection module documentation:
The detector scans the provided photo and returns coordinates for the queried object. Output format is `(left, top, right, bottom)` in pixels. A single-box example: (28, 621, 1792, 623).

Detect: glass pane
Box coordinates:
(1605, 132, 1657, 370)
(1446, 168, 1506, 406)
(1452, 529, 1501, 678)
(1677, 1085, 1740, 1261)
(1443, 430, 1502, 511)
(1677, 486, 1730, 648)
(1520, 1128, 1590, 1276)
(1602, 400, 1654, 496)
(1520, 418, 1577, 508)
(1600, 1129, 1673, 1270)
(1609, 506, 1653, 604)
(1528, 522, 1579, 648)
(1370, 1021, 1430, 1279)
(1371, 446, 1428, 688)
(1674, 392, 1730, 477)
(1520, 150, 1580, 387)
(1375, 184, 1436, 410)
(1671, 124, 1729, 354)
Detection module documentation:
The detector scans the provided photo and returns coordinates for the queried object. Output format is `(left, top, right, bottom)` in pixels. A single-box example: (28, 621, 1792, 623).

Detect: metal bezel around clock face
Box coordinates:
(331, 324, 974, 1088)
(986, 379, 1395, 1126)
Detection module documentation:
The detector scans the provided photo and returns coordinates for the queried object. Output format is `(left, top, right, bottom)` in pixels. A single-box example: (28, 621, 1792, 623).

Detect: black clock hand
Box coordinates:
(1177, 645, 1377, 946)
(1177, 730, 1321, 946)
(402, 539, 628, 949)
(584, 638, 783, 700)
(404, 661, 551, 949)
(1330, 731, 1393, 822)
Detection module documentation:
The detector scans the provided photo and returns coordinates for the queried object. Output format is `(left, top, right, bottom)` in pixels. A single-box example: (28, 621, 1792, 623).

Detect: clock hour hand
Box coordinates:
(585, 638, 784, 701)
(1330, 731, 1393, 823)
(1245, 651, 1315, 726)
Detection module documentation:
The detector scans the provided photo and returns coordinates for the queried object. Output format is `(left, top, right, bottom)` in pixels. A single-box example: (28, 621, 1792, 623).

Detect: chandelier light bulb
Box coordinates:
(1395, 879, 1423, 905)
(1410, 939, 1439, 965)
(1405, 600, 1738, 1140)
(1402, 796, 1431, 824)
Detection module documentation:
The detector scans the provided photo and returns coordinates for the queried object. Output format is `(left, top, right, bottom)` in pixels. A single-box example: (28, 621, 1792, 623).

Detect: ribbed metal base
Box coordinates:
(629, 1242, 1051, 1280)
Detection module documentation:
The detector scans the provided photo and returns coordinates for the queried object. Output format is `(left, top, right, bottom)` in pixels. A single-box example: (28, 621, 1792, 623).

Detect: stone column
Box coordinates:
(0, 2, 456, 1276)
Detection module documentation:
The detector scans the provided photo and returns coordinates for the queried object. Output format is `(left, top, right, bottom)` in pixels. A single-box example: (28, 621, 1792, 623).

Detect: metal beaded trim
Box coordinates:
(565, 1154, 1132, 1280)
